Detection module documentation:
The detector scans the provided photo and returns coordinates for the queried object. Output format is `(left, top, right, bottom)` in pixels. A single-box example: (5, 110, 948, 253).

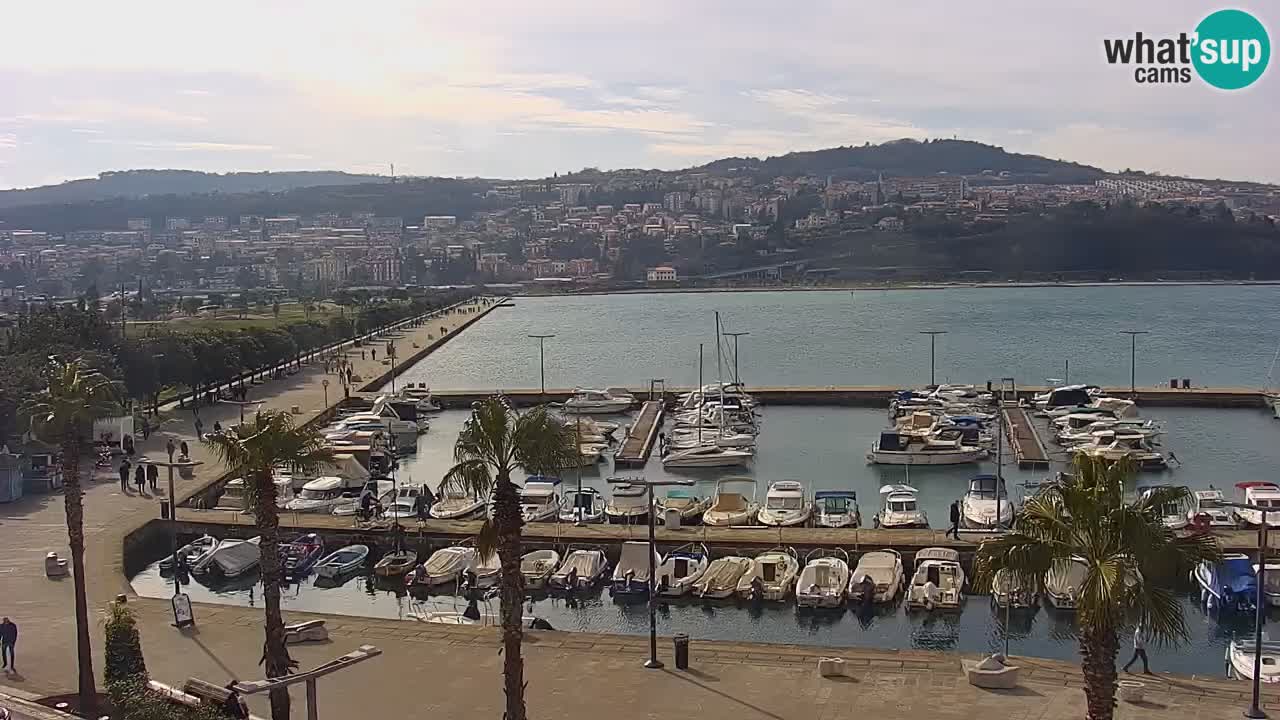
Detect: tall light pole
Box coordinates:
(607, 475, 693, 670)
(919, 331, 947, 386)
(153, 458, 203, 597)
(1119, 330, 1149, 396)
(528, 334, 554, 399)
(1217, 499, 1269, 718)
(722, 331, 749, 385)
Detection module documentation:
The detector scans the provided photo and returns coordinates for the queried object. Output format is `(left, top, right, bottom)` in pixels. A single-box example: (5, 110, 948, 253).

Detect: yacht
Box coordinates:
(559, 487, 605, 524)
(757, 481, 812, 527)
(991, 569, 1038, 609)
(795, 549, 851, 609)
(1187, 487, 1235, 527)
(519, 477, 562, 523)
(656, 543, 710, 597)
(284, 476, 359, 514)
(702, 477, 761, 527)
(604, 482, 651, 525)
(1137, 484, 1188, 529)
(813, 490, 860, 528)
(395, 386, 443, 413)
(867, 430, 986, 465)
(1072, 431, 1167, 470)
(655, 488, 712, 524)
(904, 547, 965, 611)
(662, 443, 752, 468)
(874, 485, 928, 529)
(1235, 482, 1280, 527)
(736, 548, 800, 601)
(691, 556, 753, 599)
(564, 388, 634, 414)
(429, 491, 487, 520)
(961, 474, 1013, 529)
(847, 549, 905, 604)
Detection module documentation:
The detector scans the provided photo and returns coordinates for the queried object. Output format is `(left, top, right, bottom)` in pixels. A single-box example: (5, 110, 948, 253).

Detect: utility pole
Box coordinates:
(528, 334, 554, 399)
(919, 331, 947, 386)
(1119, 330, 1149, 396)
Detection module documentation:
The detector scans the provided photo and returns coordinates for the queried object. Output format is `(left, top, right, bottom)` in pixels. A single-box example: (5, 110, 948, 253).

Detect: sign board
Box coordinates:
(172, 592, 195, 628)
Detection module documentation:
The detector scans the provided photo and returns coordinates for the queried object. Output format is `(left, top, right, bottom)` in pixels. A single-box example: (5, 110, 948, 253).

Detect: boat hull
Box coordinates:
(867, 449, 986, 465)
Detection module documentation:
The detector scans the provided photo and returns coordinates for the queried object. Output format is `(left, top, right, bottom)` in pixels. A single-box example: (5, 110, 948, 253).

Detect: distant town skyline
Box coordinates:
(1, 0, 1277, 189)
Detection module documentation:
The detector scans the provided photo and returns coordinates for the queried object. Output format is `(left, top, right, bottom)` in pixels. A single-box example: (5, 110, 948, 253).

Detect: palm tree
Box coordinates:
(441, 397, 577, 720)
(21, 357, 120, 716)
(204, 410, 334, 720)
(974, 456, 1219, 720)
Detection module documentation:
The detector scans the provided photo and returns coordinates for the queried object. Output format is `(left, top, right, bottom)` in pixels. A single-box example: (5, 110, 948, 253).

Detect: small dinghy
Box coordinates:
(191, 536, 261, 578)
(736, 547, 800, 601)
(610, 541, 661, 597)
(1228, 638, 1280, 684)
(407, 546, 477, 587)
(550, 548, 609, 590)
(281, 534, 324, 577)
(558, 488, 605, 524)
(796, 549, 850, 609)
(656, 543, 710, 597)
(314, 544, 369, 579)
(374, 549, 417, 577)
(691, 556, 753, 599)
(430, 492, 487, 520)
(161, 535, 217, 572)
(520, 549, 562, 590)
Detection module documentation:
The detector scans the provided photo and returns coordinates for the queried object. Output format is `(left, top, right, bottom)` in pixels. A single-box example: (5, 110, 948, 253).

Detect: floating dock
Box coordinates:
(613, 400, 664, 467)
(1003, 407, 1051, 469)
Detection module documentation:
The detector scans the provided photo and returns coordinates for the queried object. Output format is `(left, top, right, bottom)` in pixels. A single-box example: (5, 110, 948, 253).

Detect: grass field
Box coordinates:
(129, 301, 347, 332)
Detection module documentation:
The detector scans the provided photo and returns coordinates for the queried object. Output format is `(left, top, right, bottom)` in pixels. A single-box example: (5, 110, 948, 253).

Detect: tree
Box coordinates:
(181, 297, 201, 316)
(974, 457, 1219, 720)
(21, 358, 121, 716)
(204, 411, 335, 720)
(233, 294, 249, 319)
(440, 398, 577, 720)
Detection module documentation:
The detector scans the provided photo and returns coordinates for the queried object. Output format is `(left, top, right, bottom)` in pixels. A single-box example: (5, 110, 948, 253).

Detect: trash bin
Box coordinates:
(673, 633, 690, 670)
(664, 507, 682, 530)
(160, 501, 170, 520)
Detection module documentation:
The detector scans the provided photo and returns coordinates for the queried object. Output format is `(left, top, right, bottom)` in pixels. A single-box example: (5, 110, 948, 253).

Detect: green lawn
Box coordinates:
(129, 301, 348, 332)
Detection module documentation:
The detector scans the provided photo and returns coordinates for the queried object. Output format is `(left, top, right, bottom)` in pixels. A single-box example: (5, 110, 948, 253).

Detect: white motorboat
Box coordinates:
(1034, 384, 1101, 411)
(991, 569, 1038, 609)
(315, 544, 370, 579)
(1227, 638, 1280, 684)
(662, 443, 752, 468)
(656, 543, 710, 597)
(610, 541, 661, 597)
(847, 549, 905, 604)
(472, 549, 501, 588)
(191, 536, 261, 578)
(875, 485, 928, 529)
(373, 549, 416, 577)
(161, 534, 218, 571)
(1256, 564, 1280, 607)
(736, 548, 799, 601)
(655, 488, 712, 524)
(407, 546, 477, 587)
(1187, 488, 1235, 527)
(564, 388, 634, 414)
(1044, 556, 1089, 610)
(691, 556, 753, 599)
(668, 428, 756, 449)
(430, 492, 487, 520)
(1073, 430, 1166, 470)
(813, 490, 860, 528)
(961, 474, 1013, 529)
(796, 549, 850, 609)
(550, 548, 610, 590)
(218, 477, 293, 511)
(1137, 484, 1188, 530)
(331, 479, 394, 517)
(867, 430, 986, 465)
(520, 549, 562, 591)
(702, 477, 762, 527)
(605, 482, 650, 525)
(1235, 482, 1280, 527)
(396, 386, 443, 413)
(566, 443, 607, 468)
(285, 476, 361, 514)
(905, 547, 965, 610)
(520, 477, 562, 523)
(757, 480, 812, 527)
(559, 487, 606, 524)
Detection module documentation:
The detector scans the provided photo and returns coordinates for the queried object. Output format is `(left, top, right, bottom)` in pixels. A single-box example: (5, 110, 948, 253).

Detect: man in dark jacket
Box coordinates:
(0, 617, 17, 670)
(147, 463, 159, 493)
(119, 460, 131, 492)
(946, 501, 961, 539)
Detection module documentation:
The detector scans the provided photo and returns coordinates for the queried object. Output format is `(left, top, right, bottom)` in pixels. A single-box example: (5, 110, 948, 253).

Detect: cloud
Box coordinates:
(744, 89, 847, 114)
(88, 139, 275, 152)
(0, 133, 16, 150)
(177, 89, 214, 96)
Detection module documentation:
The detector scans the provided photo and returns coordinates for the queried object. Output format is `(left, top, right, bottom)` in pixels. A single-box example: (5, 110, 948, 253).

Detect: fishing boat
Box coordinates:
(429, 491, 487, 520)
(847, 549, 905, 604)
(604, 482, 651, 525)
(520, 477, 562, 523)
(1235, 482, 1280, 527)
(991, 569, 1038, 609)
(1187, 488, 1235, 527)
(407, 546, 476, 587)
(656, 543, 710, 597)
(373, 549, 417, 577)
(161, 535, 217, 572)
(813, 490, 860, 528)
(796, 549, 851, 609)
(280, 534, 324, 577)
(736, 547, 799, 601)
(1044, 557, 1089, 610)
(1227, 638, 1280, 684)
(314, 544, 369, 579)
(866, 430, 986, 466)
(655, 488, 712, 524)
(961, 474, 1013, 529)
(874, 485, 928, 529)
(564, 388, 634, 414)
(191, 536, 261, 578)
(558, 487, 605, 524)
(661, 443, 752, 468)
(1194, 554, 1258, 611)
(1137, 484, 1189, 530)
(702, 477, 762, 527)
(549, 548, 610, 590)
(610, 541, 661, 597)
(520, 549, 562, 591)
(691, 556, 753, 599)
(757, 481, 812, 527)
(905, 547, 965, 611)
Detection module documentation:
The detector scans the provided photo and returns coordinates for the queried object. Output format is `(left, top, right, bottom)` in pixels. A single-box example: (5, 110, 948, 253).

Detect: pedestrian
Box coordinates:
(371, 349, 376, 361)
(361, 349, 366, 360)
(946, 500, 961, 539)
(135, 464, 147, 494)
(166, 438, 176, 463)
(140, 416, 150, 441)
(1123, 624, 1151, 674)
(213, 421, 222, 435)
(147, 463, 159, 493)
(123, 433, 135, 458)
(118, 459, 131, 492)
(180, 440, 190, 459)
(0, 617, 16, 671)
(194, 417, 205, 440)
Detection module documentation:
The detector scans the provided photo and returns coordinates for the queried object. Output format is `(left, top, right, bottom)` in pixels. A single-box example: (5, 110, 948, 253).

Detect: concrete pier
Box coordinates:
(613, 400, 664, 467)
(1003, 407, 1051, 469)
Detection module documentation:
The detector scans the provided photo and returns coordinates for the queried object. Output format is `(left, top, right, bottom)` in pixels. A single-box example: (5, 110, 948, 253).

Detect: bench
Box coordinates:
(182, 677, 253, 718)
(284, 619, 329, 644)
(148, 679, 265, 720)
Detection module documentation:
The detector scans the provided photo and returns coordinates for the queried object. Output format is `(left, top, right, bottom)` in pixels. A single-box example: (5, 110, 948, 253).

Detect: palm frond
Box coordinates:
(475, 519, 499, 562)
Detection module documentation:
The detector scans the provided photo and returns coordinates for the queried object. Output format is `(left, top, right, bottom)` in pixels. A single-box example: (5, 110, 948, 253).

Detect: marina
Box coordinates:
(1003, 407, 1051, 469)
(613, 400, 665, 467)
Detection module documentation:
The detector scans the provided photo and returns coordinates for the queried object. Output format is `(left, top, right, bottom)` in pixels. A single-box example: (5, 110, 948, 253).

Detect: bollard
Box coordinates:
(160, 501, 170, 520)
(673, 633, 690, 670)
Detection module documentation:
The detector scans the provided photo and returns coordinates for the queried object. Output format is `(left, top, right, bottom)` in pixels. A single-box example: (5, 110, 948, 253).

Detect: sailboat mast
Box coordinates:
(697, 343, 704, 444)
(715, 312, 725, 435)
(1266, 341, 1280, 394)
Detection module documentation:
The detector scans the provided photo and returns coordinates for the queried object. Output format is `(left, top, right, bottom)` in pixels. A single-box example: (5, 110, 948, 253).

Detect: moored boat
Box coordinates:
(875, 485, 928, 529)
(691, 556, 753, 599)
(796, 549, 851, 609)
(656, 543, 710, 597)
(191, 536, 261, 578)
(736, 547, 799, 601)
(702, 477, 761, 527)
(757, 480, 812, 527)
(549, 548, 610, 590)
(610, 541, 661, 597)
(520, 549, 562, 591)
(161, 534, 217, 572)
(314, 544, 369, 579)
(847, 549, 905, 604)
(373, 549, 417, 577)
(407, 546, 476, 587)
(905, 547, 965, 611)
(813, 490, 860, 528)
(280, 533, 324, 577)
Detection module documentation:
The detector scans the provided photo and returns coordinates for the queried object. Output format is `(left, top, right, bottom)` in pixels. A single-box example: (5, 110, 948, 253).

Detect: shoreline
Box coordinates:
(524, 279, 1280, 298)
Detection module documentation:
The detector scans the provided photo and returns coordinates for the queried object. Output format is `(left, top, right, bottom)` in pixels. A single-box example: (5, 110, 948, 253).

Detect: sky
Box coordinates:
(0, 0, 1277, 189)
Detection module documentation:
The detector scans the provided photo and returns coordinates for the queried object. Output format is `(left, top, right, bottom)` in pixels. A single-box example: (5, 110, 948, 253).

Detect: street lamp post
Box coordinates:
(322, 378, 330, 408)
(528, 334, 554, 399)
(1119, 330, 1149, 396)
(919, 331, 948, 386)
(153, 458, 203, 598)
(607, 475, 693, 669)
(1217, 499, 1270, 719)
(722, 331, 749, 385)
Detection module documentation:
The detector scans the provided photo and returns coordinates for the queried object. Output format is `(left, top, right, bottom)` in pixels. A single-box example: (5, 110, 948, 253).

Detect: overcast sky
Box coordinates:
(0, 1, 1276, 189)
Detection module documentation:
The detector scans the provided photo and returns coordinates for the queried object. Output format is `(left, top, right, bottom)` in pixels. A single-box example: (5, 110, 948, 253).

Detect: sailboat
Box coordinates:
(663, 314, 755, 469)
(1266, 341, 1280, 419)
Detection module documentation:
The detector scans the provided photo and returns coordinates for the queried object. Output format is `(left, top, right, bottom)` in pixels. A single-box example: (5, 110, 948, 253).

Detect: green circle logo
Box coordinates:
(1192, 9, 1270, 89)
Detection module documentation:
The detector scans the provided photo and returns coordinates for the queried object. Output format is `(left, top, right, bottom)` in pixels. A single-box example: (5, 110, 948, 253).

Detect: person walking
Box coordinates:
(946, 500, 961, 539)
(119, 459, 131, 492)
(371, 349, 376, 361)
(166, 438, 176, 463)
(194, 416, 205, 440)
(135, 464, 147, 494)
(1123, 625, 1151, 674)
(147, 463, 159, 493)
(0, 617, 16, 671)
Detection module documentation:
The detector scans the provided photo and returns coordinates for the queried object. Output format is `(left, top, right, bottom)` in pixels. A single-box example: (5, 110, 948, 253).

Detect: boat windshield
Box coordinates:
(1257, 498, 1280, 509)
(822, 497, 850, 513)
(299, 488, 340, 500)
(521, 493, 553, 506)
(889, 500, 916, 512)
(768, 496, 803, 510)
